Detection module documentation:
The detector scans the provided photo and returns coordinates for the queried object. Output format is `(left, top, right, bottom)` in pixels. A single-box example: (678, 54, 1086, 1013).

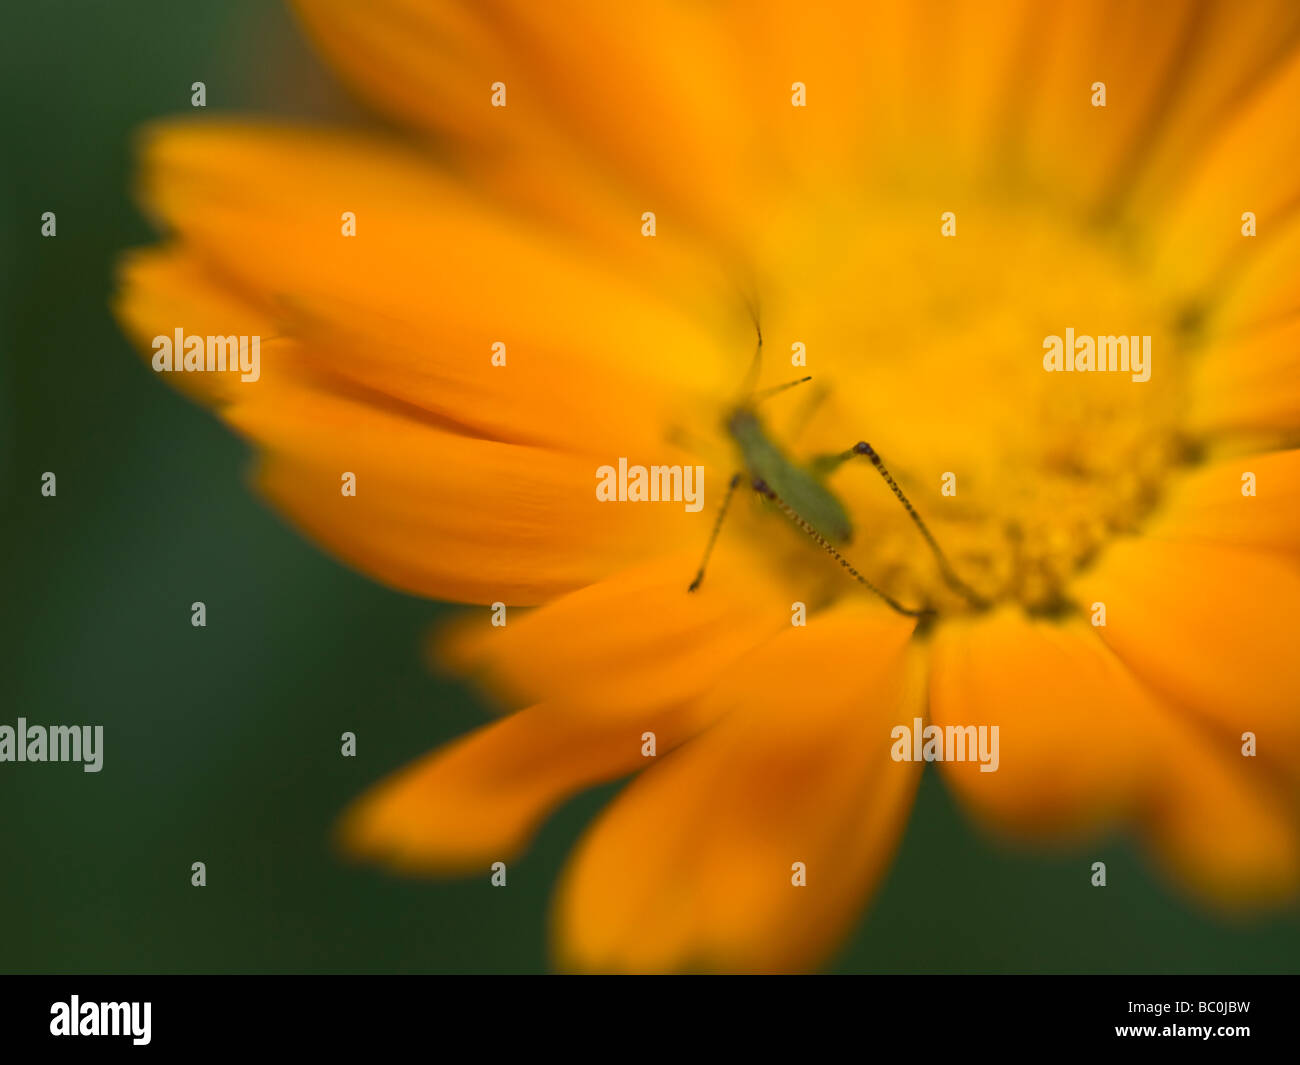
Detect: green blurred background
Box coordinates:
(1, 0, 1296, 974)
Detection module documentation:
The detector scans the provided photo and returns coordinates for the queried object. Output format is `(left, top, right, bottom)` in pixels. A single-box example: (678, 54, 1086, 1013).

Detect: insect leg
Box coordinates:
(783, 379, 831, 444)
(688, 471, 743, 592)
(832, 442, 988, 608)
(752, 478, 933, 619)
(750, 375, 813, 405)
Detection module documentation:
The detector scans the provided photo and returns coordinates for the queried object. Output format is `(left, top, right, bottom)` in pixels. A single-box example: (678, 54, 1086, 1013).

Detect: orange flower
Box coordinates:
(114, 1, 1300, 972)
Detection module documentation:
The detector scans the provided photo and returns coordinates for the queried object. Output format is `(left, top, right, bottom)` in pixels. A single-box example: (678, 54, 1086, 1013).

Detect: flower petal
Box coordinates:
(222, 378, 695, 604)
(1188, 317, 1300, 442)
(130, 120, 742, 424)
(1073, 538, 1300, 778)
(1014, 0, 1201, 207)
(338, 699, 710, 874)
(928, 609, 1154, 840)
(290, 0, 767, 246)
(1125, 2, 1300, 224)
(1150, 43, 1300, 304)
(1208, 215, 1300, 334)
(116, 244, 711, 604)
(114, 247, 281, 407)
(552, 602, 923, 972)
(437, 547, 794, 717)
(1138, 702, 1300, 907)
(290, 0, 516, 147)
(1150, 448, 1300, 558)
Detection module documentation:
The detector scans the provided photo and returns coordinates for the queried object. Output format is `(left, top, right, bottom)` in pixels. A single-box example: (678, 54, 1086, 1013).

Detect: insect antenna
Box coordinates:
(737, 312, 764, 399)
(752, 478, 933, 619)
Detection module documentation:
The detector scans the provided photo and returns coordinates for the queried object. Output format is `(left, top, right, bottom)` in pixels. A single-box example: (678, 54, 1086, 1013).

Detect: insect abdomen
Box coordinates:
(729, 412, 853, 542)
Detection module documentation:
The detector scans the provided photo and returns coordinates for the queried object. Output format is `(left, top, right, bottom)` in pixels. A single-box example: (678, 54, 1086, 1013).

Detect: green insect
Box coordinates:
(688, 316, 985, 618)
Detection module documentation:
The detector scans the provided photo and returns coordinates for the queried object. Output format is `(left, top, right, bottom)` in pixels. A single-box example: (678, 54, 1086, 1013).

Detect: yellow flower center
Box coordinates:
(741, 186, 1192, 616)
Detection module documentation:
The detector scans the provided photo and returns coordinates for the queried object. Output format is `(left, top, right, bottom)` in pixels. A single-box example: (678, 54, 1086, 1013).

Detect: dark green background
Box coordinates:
(1, 0, 1296, 973)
